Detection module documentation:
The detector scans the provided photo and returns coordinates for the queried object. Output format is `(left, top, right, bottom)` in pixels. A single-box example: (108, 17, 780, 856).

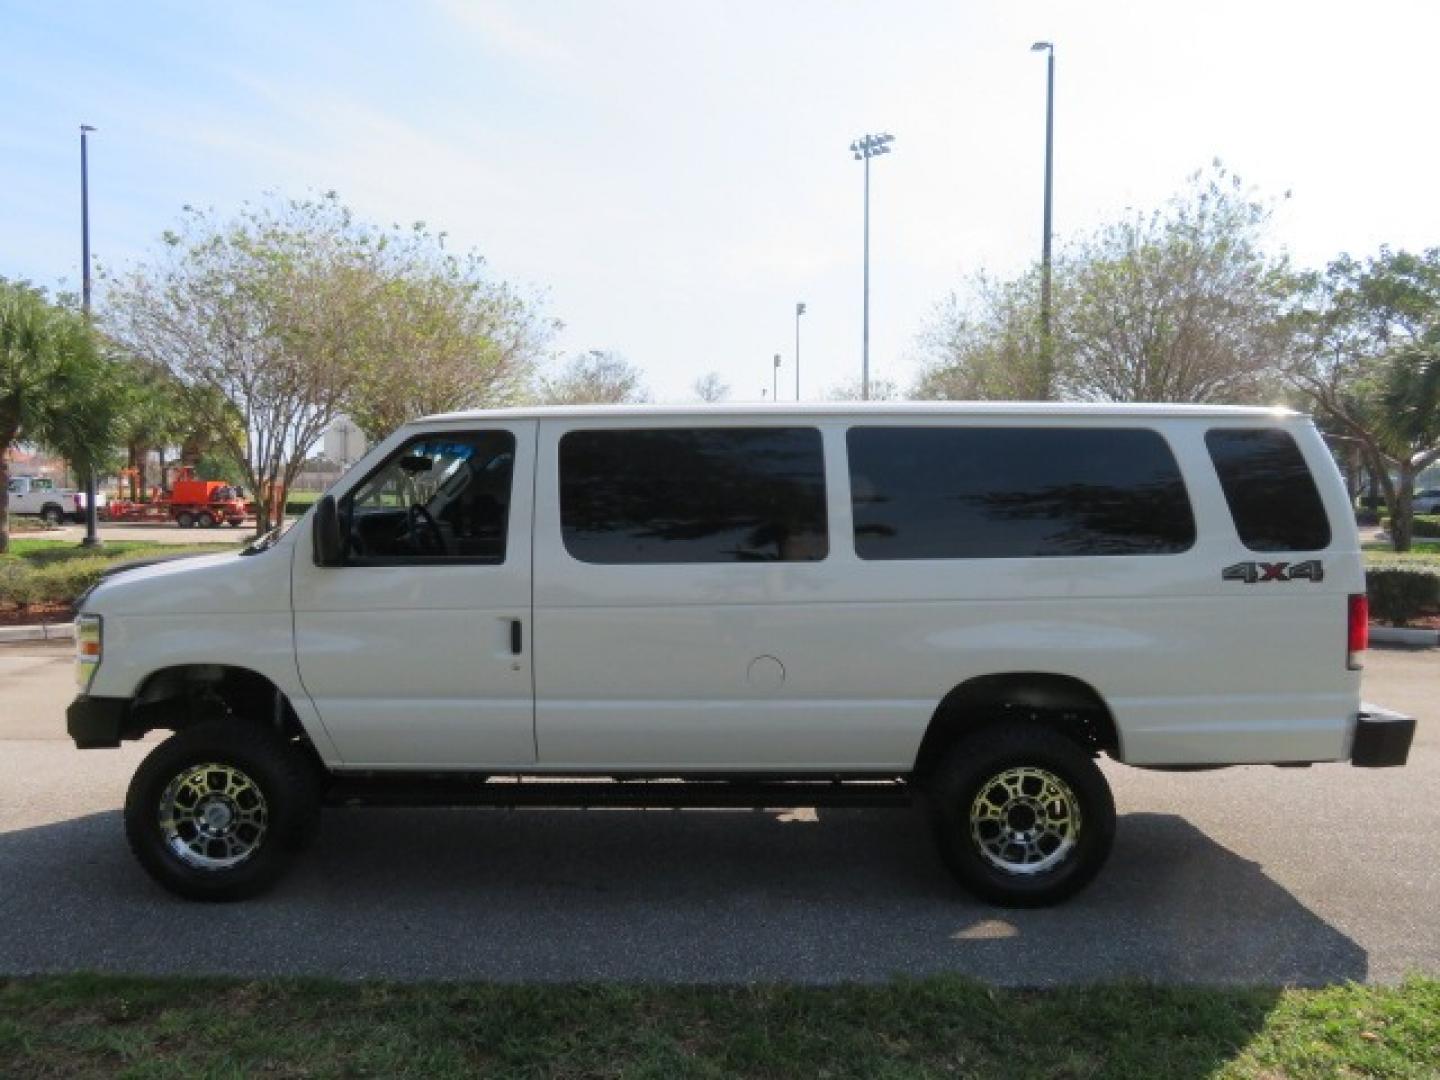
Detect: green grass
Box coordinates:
(285, 490, 322, 514)
(0, 539, 238, 607)
(0, 975, 1435, 1078)
(1363, 544, 1440, 569)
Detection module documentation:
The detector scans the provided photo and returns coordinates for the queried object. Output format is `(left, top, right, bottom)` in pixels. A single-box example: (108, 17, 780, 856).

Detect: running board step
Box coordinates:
(323, 776, 914, 810)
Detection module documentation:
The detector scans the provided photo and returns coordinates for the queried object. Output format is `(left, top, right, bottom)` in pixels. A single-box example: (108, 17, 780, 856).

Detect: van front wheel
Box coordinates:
(124, 721, 320, 901)
(926, 722, 1115, 907)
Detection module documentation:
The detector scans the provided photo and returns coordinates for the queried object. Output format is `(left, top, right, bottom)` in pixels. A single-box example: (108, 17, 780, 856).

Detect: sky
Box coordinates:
(4, 0, 1439, 405)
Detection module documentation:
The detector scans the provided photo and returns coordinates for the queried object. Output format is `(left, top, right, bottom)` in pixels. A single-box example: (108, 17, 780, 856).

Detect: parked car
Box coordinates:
(66, 403, 1414, 905)
(6, 475, 107, 525)
(1413, 488, 1440, 515)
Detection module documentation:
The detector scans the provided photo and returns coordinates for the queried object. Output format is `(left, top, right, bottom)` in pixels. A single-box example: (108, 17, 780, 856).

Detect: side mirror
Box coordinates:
(313, 495, 345, 567)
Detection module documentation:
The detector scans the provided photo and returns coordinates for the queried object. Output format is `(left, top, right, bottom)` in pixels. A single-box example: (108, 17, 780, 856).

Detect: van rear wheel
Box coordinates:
(925, 722, 1115, 907)
(124, 721, 320, 901)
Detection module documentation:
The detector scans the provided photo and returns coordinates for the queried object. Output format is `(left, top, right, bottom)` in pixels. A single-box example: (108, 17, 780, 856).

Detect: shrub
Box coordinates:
(1366, 565, 1440, 626)
(0, 560, 40, 607)
(0, 546, 224, 610)
(26, 559, 109, 604)
(1378, 514, 1440, 538)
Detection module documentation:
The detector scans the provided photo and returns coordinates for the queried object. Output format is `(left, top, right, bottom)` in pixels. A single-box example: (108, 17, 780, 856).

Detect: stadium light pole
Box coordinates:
(850, 132, 894, 401)
(79, 123, 102, 548)
(1031, 41, 1055, 396)
(794, 302, 806, 401)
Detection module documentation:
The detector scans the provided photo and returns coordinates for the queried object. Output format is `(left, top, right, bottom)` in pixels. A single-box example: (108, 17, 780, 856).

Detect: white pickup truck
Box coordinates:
(6, 475, 106, 525)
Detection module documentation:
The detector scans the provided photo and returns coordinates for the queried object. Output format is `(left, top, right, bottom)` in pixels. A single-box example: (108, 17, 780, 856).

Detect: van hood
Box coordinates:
(82, 546, 293, 617)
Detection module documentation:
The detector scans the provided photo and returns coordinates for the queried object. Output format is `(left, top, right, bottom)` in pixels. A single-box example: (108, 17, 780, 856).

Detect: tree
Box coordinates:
(536, 351, 648, 405)
(1290, 248, 1440, 550)
(914, 272, 1049, 400)
(110, 358, 189, 498)
(343, 232, 555, 440)
(692, 371, 730, 403)
(0, 279, 115, 553)
(104, 194, 450, 533)
(825, 377, 901, 401)
(1059, 164, 1292, 403)
(916, 164, 1292, 405)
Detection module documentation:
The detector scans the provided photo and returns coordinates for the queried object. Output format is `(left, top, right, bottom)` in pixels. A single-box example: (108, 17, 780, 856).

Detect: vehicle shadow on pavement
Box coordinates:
(0, 807, 1366, 986)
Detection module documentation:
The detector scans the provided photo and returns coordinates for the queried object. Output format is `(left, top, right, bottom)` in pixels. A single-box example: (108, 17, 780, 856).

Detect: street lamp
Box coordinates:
(850, 131, 894, 401)
(794, 302, 806, 401)
(1031, 42, 1055, 397)
(79, 123, 102, 548)
(772, 353, 781, 402)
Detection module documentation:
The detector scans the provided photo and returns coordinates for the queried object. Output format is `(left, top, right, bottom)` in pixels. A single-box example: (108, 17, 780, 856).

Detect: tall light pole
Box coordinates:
(772, 354, 781, 402)
(850, 132, 894, 401)
(79, 123, 102, 548)
(1031, 42, 1055, 397)
(794, 302, 806, 401)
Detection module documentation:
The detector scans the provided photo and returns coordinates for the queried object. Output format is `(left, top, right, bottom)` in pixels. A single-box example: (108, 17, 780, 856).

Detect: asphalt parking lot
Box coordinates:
(0, 641, 1434, 986)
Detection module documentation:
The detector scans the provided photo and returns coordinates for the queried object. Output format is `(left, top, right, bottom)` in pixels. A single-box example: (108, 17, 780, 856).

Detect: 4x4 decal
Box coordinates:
(1222, 560, 1324, 584)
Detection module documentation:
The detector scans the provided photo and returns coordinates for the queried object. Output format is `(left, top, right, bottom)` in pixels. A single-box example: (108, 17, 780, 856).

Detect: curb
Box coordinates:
(0, 621, 75, 644)
(1370, 625, 1440, 647)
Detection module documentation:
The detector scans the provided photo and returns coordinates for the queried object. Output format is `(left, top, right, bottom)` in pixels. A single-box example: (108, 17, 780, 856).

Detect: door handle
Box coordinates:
(509, 618, 523, 655)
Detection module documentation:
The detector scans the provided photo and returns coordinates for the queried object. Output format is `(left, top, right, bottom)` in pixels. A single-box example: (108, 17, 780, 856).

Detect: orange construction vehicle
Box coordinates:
(105, 466, 258, 528)
(105, 466, 286, 529)
(168, 467, 249, 528)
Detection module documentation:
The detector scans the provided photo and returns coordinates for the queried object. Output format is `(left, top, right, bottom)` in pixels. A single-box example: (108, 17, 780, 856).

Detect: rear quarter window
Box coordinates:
(846, 426, 1196, 559)
(1205, 428, 1332, 551)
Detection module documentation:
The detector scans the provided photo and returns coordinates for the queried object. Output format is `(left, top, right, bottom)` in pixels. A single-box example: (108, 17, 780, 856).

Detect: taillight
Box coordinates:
(1348, 593, 1368, 670)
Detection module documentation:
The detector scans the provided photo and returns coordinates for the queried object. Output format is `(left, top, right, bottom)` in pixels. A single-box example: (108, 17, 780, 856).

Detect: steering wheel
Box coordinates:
(407, 503, 447, 556)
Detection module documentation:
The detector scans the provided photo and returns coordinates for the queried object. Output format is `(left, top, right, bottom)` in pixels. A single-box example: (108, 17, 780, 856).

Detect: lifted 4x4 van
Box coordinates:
(66, 404, 1415, 906)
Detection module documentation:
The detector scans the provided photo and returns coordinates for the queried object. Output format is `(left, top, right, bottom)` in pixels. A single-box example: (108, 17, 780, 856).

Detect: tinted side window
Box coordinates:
(848, 426, 1195, 559)
(560, 428, 828, 564)
(1206, 428, 1331, 551)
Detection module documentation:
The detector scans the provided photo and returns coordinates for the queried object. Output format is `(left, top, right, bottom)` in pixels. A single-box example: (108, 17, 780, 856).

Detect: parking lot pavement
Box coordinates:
(1, 641, 1435, 986)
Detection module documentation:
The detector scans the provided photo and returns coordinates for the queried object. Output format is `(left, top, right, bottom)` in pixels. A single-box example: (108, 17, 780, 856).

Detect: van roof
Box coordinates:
(417, 401, 1303, 424)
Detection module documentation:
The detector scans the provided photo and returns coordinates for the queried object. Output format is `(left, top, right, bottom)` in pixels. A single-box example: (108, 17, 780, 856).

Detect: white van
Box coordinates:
(66, 403, 1415, 905)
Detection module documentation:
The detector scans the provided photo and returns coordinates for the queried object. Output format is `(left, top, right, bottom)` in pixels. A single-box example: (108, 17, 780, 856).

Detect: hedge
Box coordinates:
(0, 557, 110, 608)
(1379, 514, 1440, 539)
(1366, 564, 1440, 626)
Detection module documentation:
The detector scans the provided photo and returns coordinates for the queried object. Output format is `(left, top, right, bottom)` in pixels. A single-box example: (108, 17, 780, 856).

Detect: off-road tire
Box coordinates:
(124, 721, 321, 901)
(925, 721, 1115, 907)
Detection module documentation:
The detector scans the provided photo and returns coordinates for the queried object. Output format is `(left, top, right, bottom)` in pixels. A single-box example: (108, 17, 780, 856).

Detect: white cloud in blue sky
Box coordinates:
(3, 0, 1438, 402)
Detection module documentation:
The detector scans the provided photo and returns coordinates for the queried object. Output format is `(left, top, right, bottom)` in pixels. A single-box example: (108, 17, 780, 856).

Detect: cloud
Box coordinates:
(430, 0, 569, 65)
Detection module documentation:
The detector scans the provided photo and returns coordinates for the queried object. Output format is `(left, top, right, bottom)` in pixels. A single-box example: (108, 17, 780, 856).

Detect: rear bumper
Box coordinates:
(66, 696, 129, 749)
(1352, 705, 1416, 767)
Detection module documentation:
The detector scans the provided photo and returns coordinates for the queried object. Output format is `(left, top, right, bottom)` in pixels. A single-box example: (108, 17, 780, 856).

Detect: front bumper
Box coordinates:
(66, 696, 130, 749)
(1352, 704, 1416, 767)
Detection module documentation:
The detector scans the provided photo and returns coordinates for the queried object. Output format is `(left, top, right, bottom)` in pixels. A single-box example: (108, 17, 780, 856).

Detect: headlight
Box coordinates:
(75, 614, 103, 692)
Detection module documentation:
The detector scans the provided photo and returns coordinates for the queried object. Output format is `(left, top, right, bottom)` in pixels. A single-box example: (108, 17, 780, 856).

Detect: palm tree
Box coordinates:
(0, 278, 114, 553)
(1376, 345, 1440, 550)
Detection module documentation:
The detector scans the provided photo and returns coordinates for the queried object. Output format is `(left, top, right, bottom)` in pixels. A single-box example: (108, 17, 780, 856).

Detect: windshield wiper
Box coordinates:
(239, 524, 283, 556)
